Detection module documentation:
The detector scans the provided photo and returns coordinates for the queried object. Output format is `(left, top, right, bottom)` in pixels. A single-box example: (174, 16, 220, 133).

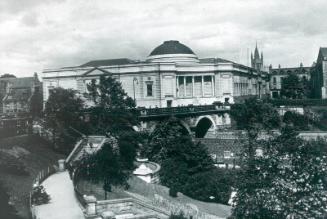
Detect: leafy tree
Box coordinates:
(280, 73, 308, 99)
(231, 98, 280, 170)
(231, 124, 327, 218)
(29, 88, 43, 118)
(86, 75, 137, 136)
(183, 168, 239, 204)
(77, 137, 134, 199)
(0, 73, 16, 78)
(44, 88, 85, 154)
(169, 213, 187, 219)
(283, 111, 309, 131)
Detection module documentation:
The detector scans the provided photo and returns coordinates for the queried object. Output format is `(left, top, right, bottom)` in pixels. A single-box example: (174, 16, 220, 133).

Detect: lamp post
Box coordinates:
(133, 77, 138, 102)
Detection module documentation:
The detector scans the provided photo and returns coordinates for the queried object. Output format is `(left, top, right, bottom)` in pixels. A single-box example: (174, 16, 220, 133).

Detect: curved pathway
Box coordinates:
(34, 171, 84, 219)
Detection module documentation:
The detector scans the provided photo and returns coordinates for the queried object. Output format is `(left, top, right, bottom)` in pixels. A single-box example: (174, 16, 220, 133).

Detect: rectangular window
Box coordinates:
(146, 83, 153, 97)
(194, 76, 202, 97)
(185, 76, 193, 97)
(203, 76, 212, 96)
(178, 76, 185, 97)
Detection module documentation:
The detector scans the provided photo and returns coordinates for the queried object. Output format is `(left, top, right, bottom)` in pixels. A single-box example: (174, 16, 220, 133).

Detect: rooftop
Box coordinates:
(149, 40, 195, 56)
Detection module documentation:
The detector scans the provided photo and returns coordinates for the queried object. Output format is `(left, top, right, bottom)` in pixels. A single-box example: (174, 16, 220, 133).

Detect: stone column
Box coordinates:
(58, 159, 65, 172)
(85, 195, 97, 216)
(201, 76, 204, 97)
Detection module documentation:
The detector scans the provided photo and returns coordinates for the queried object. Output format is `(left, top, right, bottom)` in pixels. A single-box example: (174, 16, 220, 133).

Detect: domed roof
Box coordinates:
(149, 40, 195, 56)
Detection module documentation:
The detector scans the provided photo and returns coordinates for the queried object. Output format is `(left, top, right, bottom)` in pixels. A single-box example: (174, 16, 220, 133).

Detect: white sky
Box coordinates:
(1, 0, 327, 77)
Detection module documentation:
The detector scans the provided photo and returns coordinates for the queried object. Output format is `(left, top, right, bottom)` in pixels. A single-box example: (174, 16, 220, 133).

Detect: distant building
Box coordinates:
(251, 43, 264, 71)
(0, 73, 42, 115)
(311, 47, 327, 98)
(269, 64, 312, 98)
(42, 40, 270, 108)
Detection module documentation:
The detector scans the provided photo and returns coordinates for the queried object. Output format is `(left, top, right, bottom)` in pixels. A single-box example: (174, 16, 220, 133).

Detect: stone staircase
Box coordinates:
(65, 136, 107, 164)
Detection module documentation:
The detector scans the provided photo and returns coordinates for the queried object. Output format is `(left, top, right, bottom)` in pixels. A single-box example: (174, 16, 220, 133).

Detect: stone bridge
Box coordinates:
(137, 103, 231, 138)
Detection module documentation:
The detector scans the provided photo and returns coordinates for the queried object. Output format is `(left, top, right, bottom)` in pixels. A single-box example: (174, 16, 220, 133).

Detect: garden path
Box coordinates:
(34, 171, 84, 219)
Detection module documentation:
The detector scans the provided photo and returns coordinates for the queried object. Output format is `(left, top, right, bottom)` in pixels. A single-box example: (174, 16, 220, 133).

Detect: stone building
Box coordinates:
(42, 40, 270, 108)
(311, 47, 327, 98)
(0, 73, 42, 115)
(269, 64, 312, 98)
(251, 43, 264, 71)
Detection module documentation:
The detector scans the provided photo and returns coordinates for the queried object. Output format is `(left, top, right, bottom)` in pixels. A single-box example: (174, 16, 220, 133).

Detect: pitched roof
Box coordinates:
(79, 58, 138, 67)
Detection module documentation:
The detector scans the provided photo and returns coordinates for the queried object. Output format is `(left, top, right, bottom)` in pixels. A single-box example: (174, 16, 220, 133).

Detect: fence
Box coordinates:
(268, 98, 327, 106)
(29, 164, 58, 219)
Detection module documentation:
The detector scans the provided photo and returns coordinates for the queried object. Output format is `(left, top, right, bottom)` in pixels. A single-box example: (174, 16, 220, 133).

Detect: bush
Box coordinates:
(169, 213, 187, 219)
(31, 185, 51, 206)
(183, 169, 238, 205)
(169, 187, 178, 198)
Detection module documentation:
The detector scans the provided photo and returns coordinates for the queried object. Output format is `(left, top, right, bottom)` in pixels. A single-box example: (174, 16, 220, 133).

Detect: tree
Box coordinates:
(77, 137, 135, 199)
(44, 88, 85, 154)
(283, 111, 309, 131)
(280, 73, 308, 99)
(145, 117, 218, 201)
(0, 73, 16, 78)
(232, 130, 327, 219)
(86, 75, 137, 136)
(29, 88, 43, 118)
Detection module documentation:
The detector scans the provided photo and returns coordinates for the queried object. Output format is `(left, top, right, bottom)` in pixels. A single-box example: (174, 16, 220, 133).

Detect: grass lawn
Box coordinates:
(0, 135, 65, 219)
(78, 176, 231, 218)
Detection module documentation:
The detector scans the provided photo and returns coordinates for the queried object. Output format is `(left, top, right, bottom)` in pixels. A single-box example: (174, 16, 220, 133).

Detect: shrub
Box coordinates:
(169, 213, 187, 219)
(169, 187, 178, 198)
(183, 168, 238, 205)
(31, 185, 51, 205)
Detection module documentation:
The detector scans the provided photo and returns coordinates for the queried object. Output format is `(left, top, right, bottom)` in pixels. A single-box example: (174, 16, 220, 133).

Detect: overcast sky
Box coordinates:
(1, 0, 326, 77)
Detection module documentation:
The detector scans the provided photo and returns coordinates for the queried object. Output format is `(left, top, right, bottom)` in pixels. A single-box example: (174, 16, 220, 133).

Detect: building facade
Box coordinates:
(311, 47, 327, 99)
(269, 64, 311, 98)
(42, 40, 270, 108)
(0, 73, 42, 115)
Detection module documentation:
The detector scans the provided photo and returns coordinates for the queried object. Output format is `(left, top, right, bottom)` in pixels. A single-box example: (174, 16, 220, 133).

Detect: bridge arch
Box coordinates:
(195, 116, 216, 138)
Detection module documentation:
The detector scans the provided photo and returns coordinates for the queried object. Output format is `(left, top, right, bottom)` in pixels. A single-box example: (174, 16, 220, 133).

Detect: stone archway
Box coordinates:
(195, 117, 215, 138)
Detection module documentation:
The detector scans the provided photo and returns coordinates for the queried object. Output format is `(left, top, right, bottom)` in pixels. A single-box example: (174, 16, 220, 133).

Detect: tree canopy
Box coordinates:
(44, 88, 85, 154)
(280, 73, 309, 99)
(86, 75, 137, 136)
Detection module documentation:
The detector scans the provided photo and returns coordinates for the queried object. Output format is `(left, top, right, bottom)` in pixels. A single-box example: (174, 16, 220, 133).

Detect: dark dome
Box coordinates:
(149, 40, 195, 56)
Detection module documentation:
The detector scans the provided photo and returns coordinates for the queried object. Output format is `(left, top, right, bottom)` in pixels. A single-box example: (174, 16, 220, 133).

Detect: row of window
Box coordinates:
(177, 75, 214, 98)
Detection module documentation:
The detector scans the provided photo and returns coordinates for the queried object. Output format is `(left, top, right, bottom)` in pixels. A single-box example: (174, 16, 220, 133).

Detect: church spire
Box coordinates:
(251, 42, 264, 71)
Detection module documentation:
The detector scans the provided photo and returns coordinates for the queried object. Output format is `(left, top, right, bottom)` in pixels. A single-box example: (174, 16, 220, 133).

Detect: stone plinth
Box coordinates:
(85, 195, 97, 216)
(58, 159, 65, 171)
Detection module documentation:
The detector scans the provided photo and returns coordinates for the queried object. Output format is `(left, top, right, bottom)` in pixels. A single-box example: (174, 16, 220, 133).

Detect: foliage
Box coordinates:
(44, 88, 85, 154)
(183, 168, 239, 205)
(0, 183, 21, 219)
(169, 213, 187, 219)
(145, 117, 234, 203)
(283, 111, 309, 131)
(29, 88, 43, 118)
(280, 73, 309, 99)
(86, 75, 137, 136)
(31, 185, 51, 206)
(77, 137, 135, 199)
(169, 187, 178, 197)
(232, 128, 327, 219)
(0, 73, 16, 78)
(231, 98, 280, 138)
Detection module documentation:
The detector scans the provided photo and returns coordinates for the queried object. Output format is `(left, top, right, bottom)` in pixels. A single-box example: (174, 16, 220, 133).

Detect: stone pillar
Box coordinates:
(322, 87, 326, 99)
(85, 195, 97, 216)
(58, 159, 65, 171)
